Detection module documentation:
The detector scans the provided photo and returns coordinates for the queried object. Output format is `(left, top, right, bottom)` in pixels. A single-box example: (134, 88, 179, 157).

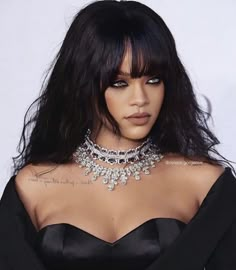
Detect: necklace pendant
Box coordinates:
(134, 171, 141, 180)
(120, 174, 128, 185)
(102, 177, 109, 184)
(120, 179, 127, 185)
(84, 168, 91, 175)
(91, 174, 98, 181)
(144, 170, 150, 175)
(108, 183, 115, 191)
(107, 180, 118, 191)
(73, 130, 164, 191)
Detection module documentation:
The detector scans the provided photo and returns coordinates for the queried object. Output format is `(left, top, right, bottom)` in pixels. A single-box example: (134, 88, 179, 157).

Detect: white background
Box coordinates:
(0, 0, 235, 195)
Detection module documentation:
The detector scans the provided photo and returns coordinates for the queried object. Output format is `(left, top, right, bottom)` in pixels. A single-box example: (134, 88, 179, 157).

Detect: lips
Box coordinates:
(125, 112, 151, 125)
(126, 112, 150, 118)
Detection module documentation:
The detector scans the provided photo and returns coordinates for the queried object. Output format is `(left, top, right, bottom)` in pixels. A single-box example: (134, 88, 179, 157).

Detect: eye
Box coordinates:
(147, 76, 161, 84)
(111, 80, 127, 88)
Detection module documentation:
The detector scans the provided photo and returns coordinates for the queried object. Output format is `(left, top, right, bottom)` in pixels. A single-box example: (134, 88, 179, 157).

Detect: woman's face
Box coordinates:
(104, 49, 165, 141)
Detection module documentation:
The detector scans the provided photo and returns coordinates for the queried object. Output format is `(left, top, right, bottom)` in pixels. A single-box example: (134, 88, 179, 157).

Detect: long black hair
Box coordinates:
(12, 0, 235, 175)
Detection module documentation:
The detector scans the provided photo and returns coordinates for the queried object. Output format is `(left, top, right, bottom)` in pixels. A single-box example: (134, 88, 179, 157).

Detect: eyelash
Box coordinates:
(111, 76, 161, 88)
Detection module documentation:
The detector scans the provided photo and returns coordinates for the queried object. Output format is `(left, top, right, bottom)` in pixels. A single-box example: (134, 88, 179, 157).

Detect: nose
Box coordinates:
(129, 83, 149, 107)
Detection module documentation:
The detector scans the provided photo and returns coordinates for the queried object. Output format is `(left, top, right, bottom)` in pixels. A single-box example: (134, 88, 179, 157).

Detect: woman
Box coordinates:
(0, 0, 236, 269)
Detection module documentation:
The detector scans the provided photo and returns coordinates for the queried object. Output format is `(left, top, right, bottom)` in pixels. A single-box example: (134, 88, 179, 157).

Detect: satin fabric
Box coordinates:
(35, 218, 186, 270)
(1, 167, 236, 269)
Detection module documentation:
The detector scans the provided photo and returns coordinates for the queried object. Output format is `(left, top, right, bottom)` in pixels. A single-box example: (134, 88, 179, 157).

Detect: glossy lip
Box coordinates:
(126, 112, 150, 118)
(126, 115, 150, 125)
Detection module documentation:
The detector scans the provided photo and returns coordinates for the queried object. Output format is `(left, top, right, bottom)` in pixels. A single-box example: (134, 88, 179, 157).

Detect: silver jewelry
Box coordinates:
(84, 129, 152, 165)
(73, 130, 164, 191)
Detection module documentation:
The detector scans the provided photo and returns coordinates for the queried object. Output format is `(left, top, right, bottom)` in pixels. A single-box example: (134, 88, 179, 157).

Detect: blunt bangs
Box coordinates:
(13, 0, 235, 174)
(89, 6, 172, 92)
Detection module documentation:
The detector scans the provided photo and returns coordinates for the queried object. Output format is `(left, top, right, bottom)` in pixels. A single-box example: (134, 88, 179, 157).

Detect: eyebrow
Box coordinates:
(117, 71, 131, 76)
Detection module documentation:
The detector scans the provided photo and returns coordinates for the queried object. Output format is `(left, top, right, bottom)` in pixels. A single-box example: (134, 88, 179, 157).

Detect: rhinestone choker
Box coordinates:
(73, 130, 164, 191)
(84, 130, 152, 164)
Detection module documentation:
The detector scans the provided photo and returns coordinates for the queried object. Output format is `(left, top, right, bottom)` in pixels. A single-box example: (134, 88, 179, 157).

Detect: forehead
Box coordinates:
(118, 44, 146, 76)
(103, 38, 168, 83)
(119, 49, 132, 73)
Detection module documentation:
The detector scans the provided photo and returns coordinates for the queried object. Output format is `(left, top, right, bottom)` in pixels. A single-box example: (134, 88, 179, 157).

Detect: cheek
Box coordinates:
(104, 92, 121, 119)
(151, 87, 165, 111)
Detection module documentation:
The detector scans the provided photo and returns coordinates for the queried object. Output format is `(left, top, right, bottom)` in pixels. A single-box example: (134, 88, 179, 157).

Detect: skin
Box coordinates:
(13, 46, 225, 244)
(93, 47, 165, 150)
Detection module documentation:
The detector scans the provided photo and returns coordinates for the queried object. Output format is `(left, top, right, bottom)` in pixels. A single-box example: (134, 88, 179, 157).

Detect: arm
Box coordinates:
(205, 218, 236, 269)
(144, 166, 236, 270)
(0, 255, 11, 270)
(0, 176, 47, 270)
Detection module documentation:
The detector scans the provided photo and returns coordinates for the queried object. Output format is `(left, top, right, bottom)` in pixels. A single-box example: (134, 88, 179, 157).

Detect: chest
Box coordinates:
(35, 175, 199, 244)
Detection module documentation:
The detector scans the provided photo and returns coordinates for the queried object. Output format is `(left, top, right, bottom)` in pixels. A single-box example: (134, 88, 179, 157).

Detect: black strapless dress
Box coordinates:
(1, 167, 236, 269)
(35, 217, 186, 270)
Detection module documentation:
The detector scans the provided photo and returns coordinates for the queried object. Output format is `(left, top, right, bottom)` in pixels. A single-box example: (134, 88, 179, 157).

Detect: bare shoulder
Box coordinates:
(183, 160, 225, 206)
(15, 163, 59, 228)
(161, 152, 225, 206)
(16, 162, 57, 188)
(15, 164, 39, 201)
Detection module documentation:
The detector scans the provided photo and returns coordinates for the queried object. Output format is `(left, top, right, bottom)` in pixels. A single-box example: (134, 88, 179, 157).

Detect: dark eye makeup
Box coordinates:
(110, 76, 162, 88)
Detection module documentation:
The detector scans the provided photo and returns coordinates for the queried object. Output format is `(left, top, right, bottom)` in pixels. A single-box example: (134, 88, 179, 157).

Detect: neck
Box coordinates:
(90, 127, 147, 150)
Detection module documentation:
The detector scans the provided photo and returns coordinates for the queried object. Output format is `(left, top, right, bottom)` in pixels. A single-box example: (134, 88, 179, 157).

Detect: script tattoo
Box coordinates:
(28, 175, 92, 187)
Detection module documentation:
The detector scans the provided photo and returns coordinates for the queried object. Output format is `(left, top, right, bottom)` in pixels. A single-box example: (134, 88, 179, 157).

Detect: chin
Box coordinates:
(120, 127, 152, 141)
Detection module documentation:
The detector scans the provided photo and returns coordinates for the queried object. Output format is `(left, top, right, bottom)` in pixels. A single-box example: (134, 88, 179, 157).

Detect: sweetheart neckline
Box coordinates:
(36, 217, 187, 245)
(11, 167, 229, 245)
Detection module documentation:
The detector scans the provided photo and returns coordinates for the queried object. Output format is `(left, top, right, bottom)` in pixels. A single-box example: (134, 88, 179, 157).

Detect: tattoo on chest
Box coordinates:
(28, 175, 92, 187)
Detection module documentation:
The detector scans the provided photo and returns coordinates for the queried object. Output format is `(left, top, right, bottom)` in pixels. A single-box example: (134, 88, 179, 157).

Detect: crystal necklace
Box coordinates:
(72, 130, 164, 191)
